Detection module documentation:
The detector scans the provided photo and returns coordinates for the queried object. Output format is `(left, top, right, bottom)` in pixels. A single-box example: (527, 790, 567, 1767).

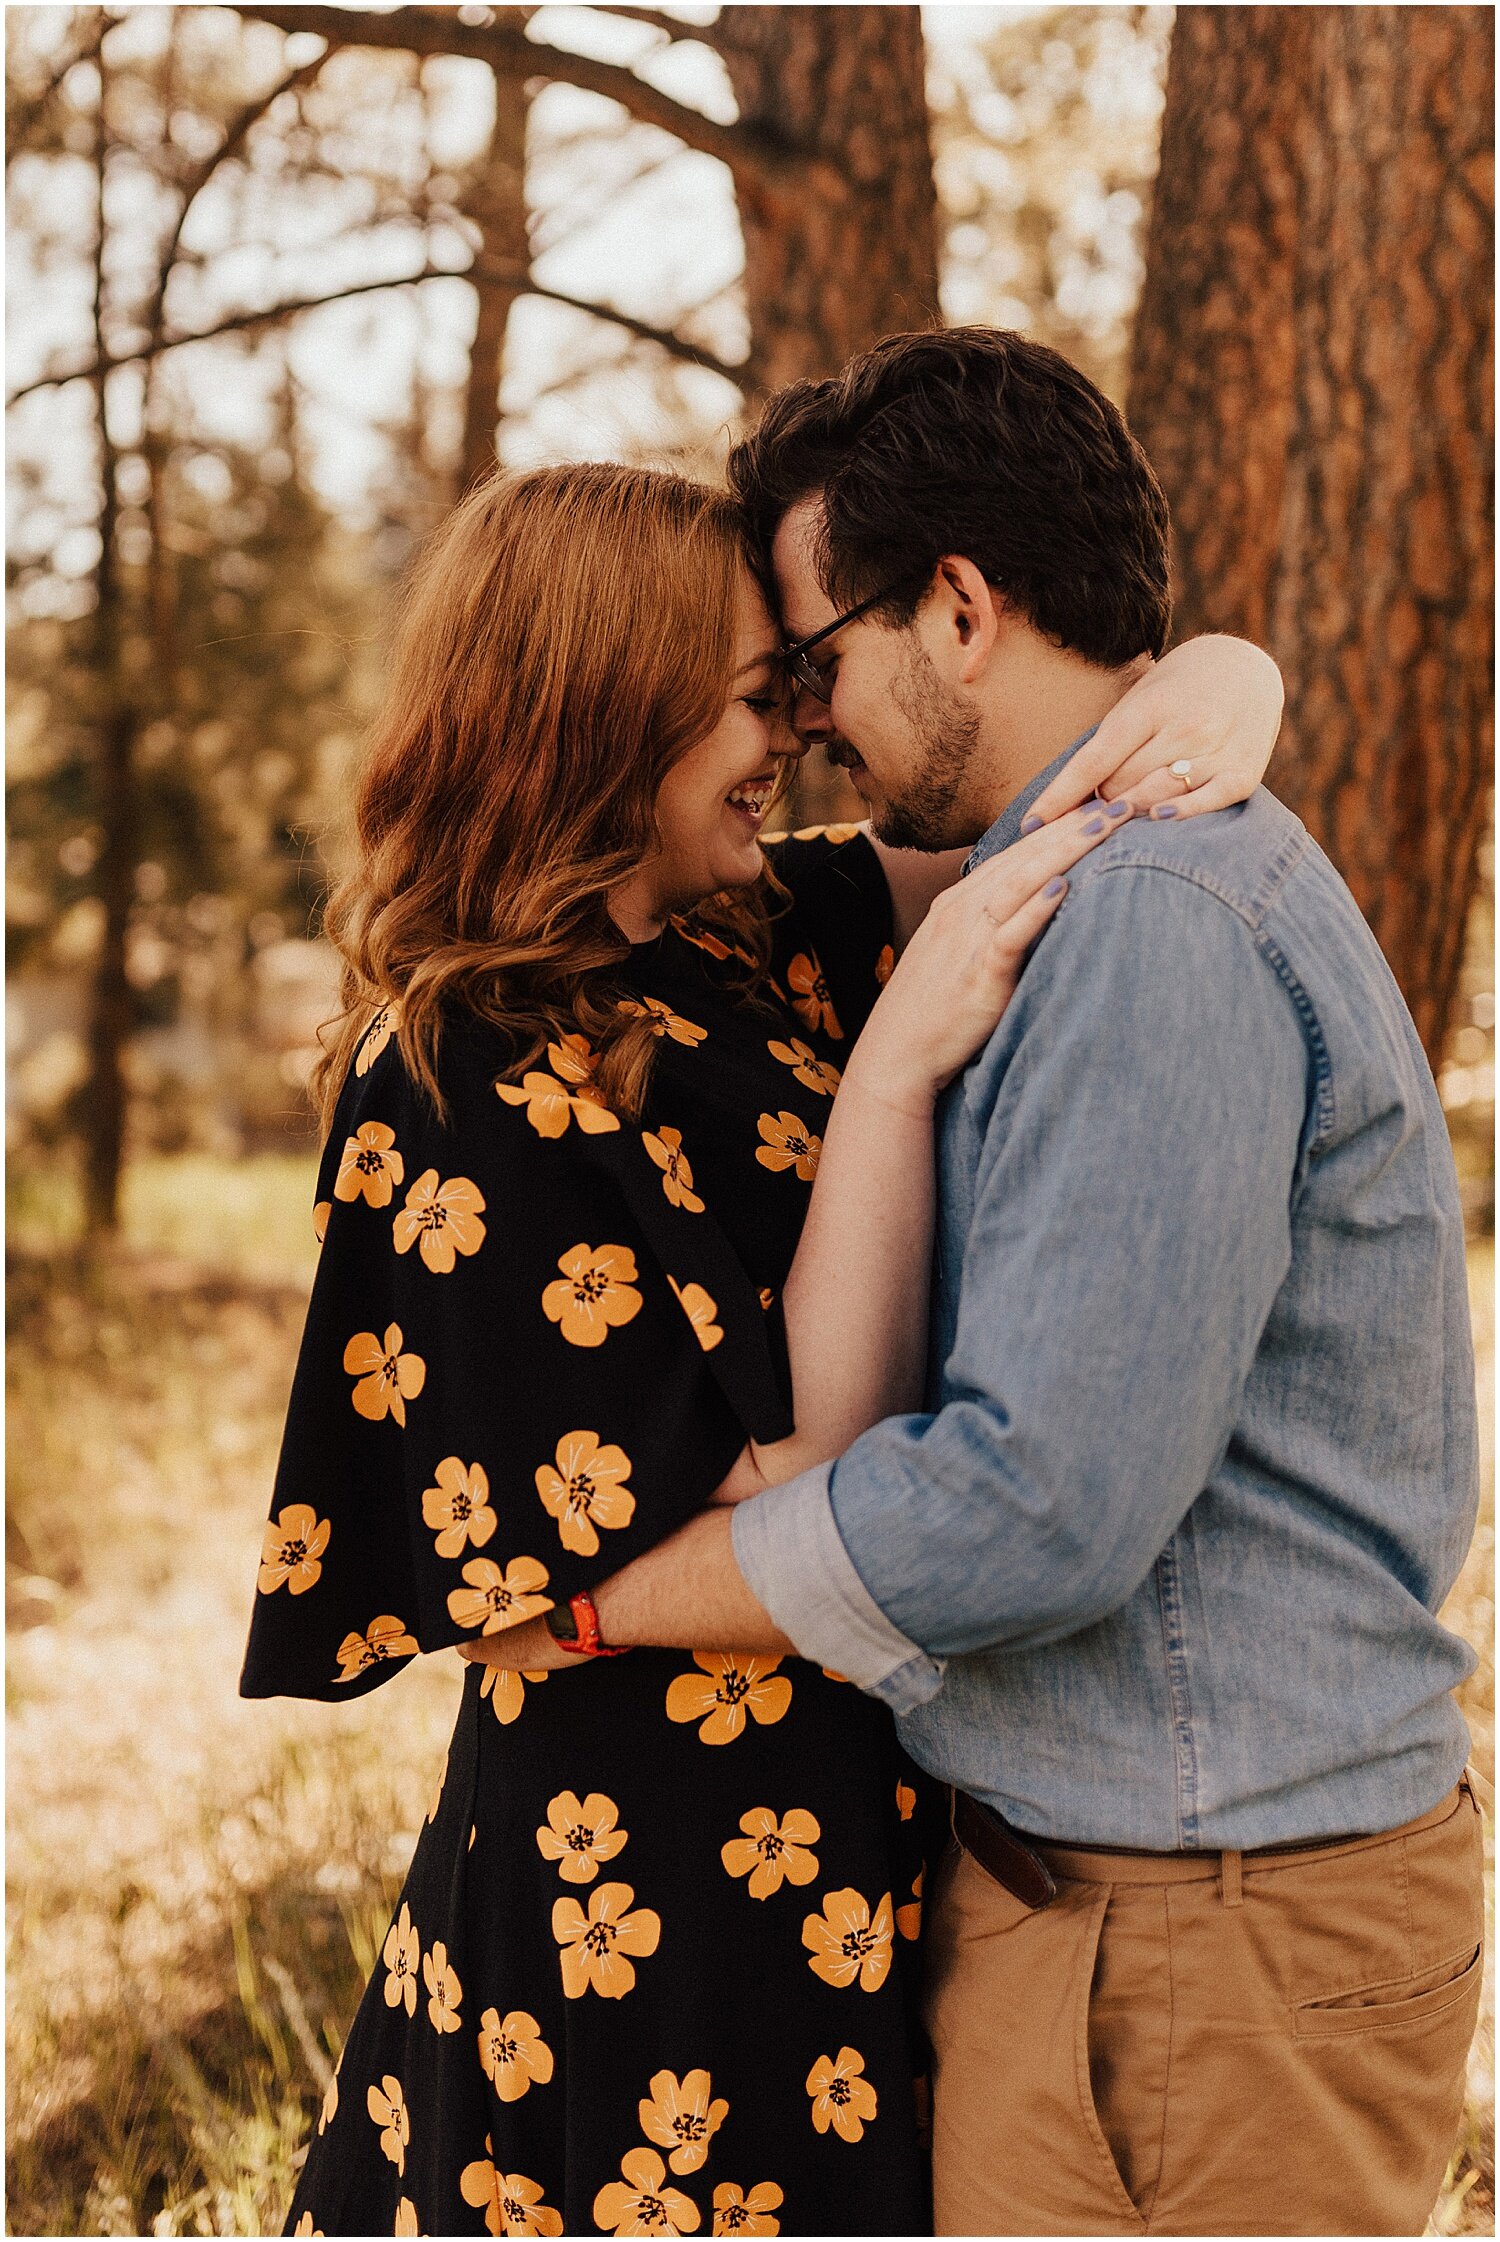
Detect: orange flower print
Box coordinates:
(393, 1169, 487, 1274)
(447, 1555, 551, 1636)
(759, 1288, 774, 1311)
(382, 1901, 421, 2016)
(792, 822, 861, 844)
(667, 1277, 723, 1353)
(874, 942, 894, 987)
(344, 1323, 426, 1427)
(643, 1127, 706, 1213)
(313, 1200, 331, 1245)
(367, 2074, 410, 2175)
(257, 1503, 330, 1597)
(755, 1112, 821, 1182)
(479, 1664, 548, 1725)
(640, 2067, 729, 2174)
(542, 1244, 643, 1348)
(534, 1430, 636, 1557)
(335, 1120, 405, 1208)
(665, 1655, 793, 1745)
(895, 1781, 916, 1822)
(594, 2147, 700, 2237)
(721, 1807, 820, 1900)
(423, 1939, 463, 2033)
(552, 1880, 661, 1999)
(786, 949, 842, 1038)
(478, 2006, 554, 2103)
(317, 2068, 337, 2134)
(620, 997, 708, 1048)
(896, 1868, 924, 1941)
(460, 2141, 564, 2238)
(355, 1002, 398, 1076)
(712, 2183, 783, 2236)
(394, 2201, 421, 2237)
(803, 1889, 894, 1993)
(422, 1457, 497, 1556)
(496, 1040, 619, 1139)
(334, 1613, 420, 1683)
(293, 2216, 322, 2238)
(806, 2047, 877, 2142)
(536, 1790, 628, 1884)
(766, 1037, 842, 1097)
(669, 916, 754, 968)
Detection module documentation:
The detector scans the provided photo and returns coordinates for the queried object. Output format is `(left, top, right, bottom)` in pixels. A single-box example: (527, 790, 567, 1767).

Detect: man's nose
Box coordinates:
(790, 684, 833, 748)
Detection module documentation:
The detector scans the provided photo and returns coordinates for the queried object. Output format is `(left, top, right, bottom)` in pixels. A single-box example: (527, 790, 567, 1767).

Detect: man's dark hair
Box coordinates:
(728, 326, 1172, 666)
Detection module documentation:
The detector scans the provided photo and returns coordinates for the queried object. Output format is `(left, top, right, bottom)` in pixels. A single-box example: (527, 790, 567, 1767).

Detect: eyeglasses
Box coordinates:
(780, 573, 919, 703)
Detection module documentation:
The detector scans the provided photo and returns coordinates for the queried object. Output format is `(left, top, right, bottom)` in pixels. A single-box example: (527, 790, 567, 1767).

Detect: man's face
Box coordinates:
(771, 499, 980, 851)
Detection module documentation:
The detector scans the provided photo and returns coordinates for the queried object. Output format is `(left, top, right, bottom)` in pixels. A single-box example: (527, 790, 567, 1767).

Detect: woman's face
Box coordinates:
(620, 574, 804, 932)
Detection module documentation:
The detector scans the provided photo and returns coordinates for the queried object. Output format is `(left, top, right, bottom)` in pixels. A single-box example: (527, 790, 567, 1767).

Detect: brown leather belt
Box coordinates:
(947, 1782, 1474, 1914)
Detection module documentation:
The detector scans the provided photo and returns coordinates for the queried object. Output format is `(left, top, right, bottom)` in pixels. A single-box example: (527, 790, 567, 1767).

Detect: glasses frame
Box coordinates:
(780, 573, 920, 704)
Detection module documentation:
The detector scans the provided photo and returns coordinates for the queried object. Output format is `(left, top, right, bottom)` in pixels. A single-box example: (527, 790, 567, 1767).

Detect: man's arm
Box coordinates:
(732, 860, 1312, 1697)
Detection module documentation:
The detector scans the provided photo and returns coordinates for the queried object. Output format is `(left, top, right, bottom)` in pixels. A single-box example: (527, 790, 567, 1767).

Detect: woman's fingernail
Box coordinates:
(1044, 876, 1067, 898)
(1106, 799, 1132, 819)
(1150, 803, 1180, 820)
(1081, 816, 1105, 834)
(1020, 814, 1044, 835)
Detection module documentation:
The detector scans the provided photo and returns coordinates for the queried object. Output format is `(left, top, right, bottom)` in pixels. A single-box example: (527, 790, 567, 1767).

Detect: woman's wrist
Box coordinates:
(834, 1053, 939, 1122)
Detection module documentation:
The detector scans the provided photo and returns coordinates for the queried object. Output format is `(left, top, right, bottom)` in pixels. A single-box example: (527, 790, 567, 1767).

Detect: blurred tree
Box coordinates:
(232, 4, 940, 403)
(1128, 4, 1494, 1062)
(712, 6, 938, 396)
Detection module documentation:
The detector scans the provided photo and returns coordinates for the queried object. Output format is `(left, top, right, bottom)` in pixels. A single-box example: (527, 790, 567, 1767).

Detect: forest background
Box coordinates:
(6, 4, 1494, 2235)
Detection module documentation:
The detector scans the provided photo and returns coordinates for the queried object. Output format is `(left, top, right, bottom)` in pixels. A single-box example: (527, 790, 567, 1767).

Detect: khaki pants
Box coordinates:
(925, 1780, 1484, 2236)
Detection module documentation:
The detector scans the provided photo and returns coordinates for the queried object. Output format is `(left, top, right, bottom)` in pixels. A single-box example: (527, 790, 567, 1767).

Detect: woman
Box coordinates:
(240, 464, 1281, 2239)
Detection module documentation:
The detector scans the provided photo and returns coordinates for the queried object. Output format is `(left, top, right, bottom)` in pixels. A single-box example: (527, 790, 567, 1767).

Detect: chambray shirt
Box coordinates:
(734, 748, 1479, 1849)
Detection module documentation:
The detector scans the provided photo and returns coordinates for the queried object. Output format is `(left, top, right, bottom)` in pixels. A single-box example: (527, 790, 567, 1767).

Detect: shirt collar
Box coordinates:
(963, 726, 1101, 877)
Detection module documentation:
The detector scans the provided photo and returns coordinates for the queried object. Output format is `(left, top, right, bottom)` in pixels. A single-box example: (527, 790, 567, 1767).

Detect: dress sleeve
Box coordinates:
(762, 826, 895, 1046)
(239, 1014, 787, 1703)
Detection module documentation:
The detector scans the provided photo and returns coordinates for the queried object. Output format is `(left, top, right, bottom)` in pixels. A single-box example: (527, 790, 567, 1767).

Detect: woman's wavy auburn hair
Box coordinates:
(312, 462, 787, 1132)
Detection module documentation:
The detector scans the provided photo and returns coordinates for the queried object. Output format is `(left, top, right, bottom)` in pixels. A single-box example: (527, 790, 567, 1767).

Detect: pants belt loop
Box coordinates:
(1221, 1847, 1244, 1908)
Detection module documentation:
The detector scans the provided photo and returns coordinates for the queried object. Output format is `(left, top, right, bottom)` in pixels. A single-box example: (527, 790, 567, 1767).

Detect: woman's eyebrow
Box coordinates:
(732, 647, 781, 680)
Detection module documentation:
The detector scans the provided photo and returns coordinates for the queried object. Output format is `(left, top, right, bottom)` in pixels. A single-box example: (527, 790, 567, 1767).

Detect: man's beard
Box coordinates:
(858, 643, 979, 851)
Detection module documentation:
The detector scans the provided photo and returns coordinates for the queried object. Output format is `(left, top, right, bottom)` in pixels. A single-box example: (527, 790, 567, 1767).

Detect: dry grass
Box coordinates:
(5, 1161, 1493, 2237)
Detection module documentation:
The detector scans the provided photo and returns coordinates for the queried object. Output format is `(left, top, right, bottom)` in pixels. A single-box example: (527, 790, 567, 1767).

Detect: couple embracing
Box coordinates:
(243, 328, 1482, 2240)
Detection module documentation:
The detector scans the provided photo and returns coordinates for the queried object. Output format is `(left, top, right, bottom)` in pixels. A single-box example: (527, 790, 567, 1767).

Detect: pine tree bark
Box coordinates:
(1128, 6, 1494, 1062)
(715, 5, 941, 399)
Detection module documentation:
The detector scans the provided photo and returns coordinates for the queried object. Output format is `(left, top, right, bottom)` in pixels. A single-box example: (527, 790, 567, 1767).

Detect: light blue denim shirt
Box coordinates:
(734, 746, 1479, 1848)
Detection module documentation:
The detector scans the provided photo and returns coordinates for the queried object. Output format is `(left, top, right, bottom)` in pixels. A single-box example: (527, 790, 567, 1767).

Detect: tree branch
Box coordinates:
(230, 4, 782, 188)
(6, 6, 114, 155)
(592, 7, 722, 45)
(7, 262, 746, 404)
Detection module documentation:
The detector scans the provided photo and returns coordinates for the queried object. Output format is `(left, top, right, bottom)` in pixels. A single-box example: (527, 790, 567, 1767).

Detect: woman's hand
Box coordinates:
(1028, 634, 1284, 825)
(841, 798, 1126, 1109)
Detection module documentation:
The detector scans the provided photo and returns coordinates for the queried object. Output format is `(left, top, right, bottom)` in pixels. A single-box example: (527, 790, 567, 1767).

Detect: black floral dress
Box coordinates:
(241, 829, 942, 2241)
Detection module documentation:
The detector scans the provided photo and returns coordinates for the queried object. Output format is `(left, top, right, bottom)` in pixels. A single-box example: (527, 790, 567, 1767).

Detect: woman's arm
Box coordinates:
(867, 634, 1285, 953)
(722, 802, 1122, 1500)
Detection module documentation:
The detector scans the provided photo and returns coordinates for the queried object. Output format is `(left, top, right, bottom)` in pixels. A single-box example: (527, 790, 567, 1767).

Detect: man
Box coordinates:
(480, 330, 1484, 2236)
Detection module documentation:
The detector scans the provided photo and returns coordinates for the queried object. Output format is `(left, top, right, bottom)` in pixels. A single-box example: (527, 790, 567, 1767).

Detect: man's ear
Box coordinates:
(933, 554, 1001, 681)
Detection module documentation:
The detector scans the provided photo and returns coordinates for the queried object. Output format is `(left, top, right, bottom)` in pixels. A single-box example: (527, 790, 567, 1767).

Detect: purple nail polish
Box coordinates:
(1020, 814, 1044, 836)
(1044, 876, 1067, 897)
(1151, 802, 1180, 820)
(1082, 816, 1105, 835)
(1106, 799, 1132, 819)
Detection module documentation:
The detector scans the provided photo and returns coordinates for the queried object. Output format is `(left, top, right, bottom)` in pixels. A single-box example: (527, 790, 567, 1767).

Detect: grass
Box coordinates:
(5, 1158, 1494, 2236)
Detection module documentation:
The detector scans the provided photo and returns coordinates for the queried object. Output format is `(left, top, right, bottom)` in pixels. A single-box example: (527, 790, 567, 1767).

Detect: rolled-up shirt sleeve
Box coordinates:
(736, 861, 1314, 1681)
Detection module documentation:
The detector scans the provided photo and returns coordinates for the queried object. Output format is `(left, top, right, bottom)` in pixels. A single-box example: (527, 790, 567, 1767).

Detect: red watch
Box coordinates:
(545, 1591, 629, 1658)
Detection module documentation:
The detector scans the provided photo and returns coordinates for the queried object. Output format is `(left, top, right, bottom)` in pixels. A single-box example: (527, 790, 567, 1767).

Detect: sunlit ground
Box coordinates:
(5, 1159, 1494, 2236)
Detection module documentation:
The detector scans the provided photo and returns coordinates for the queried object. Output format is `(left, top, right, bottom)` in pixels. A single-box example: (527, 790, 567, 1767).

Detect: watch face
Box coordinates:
(546, 1603, 580, 1643)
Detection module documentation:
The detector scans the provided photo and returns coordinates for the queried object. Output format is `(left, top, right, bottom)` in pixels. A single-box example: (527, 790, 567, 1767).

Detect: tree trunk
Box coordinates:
(1128, 5, 1494, 1062)
(716, 5, 941, 400)
(459, 45, 530, 496)
(81, 60, 136, 1241)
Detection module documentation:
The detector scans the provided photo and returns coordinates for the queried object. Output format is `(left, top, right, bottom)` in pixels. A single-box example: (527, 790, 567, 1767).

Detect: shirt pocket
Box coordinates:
(1292, 1941, 1483, 2039)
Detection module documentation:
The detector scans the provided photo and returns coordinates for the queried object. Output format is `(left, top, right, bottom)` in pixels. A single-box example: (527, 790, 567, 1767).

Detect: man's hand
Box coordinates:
(458, 1616, 575, 1670)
